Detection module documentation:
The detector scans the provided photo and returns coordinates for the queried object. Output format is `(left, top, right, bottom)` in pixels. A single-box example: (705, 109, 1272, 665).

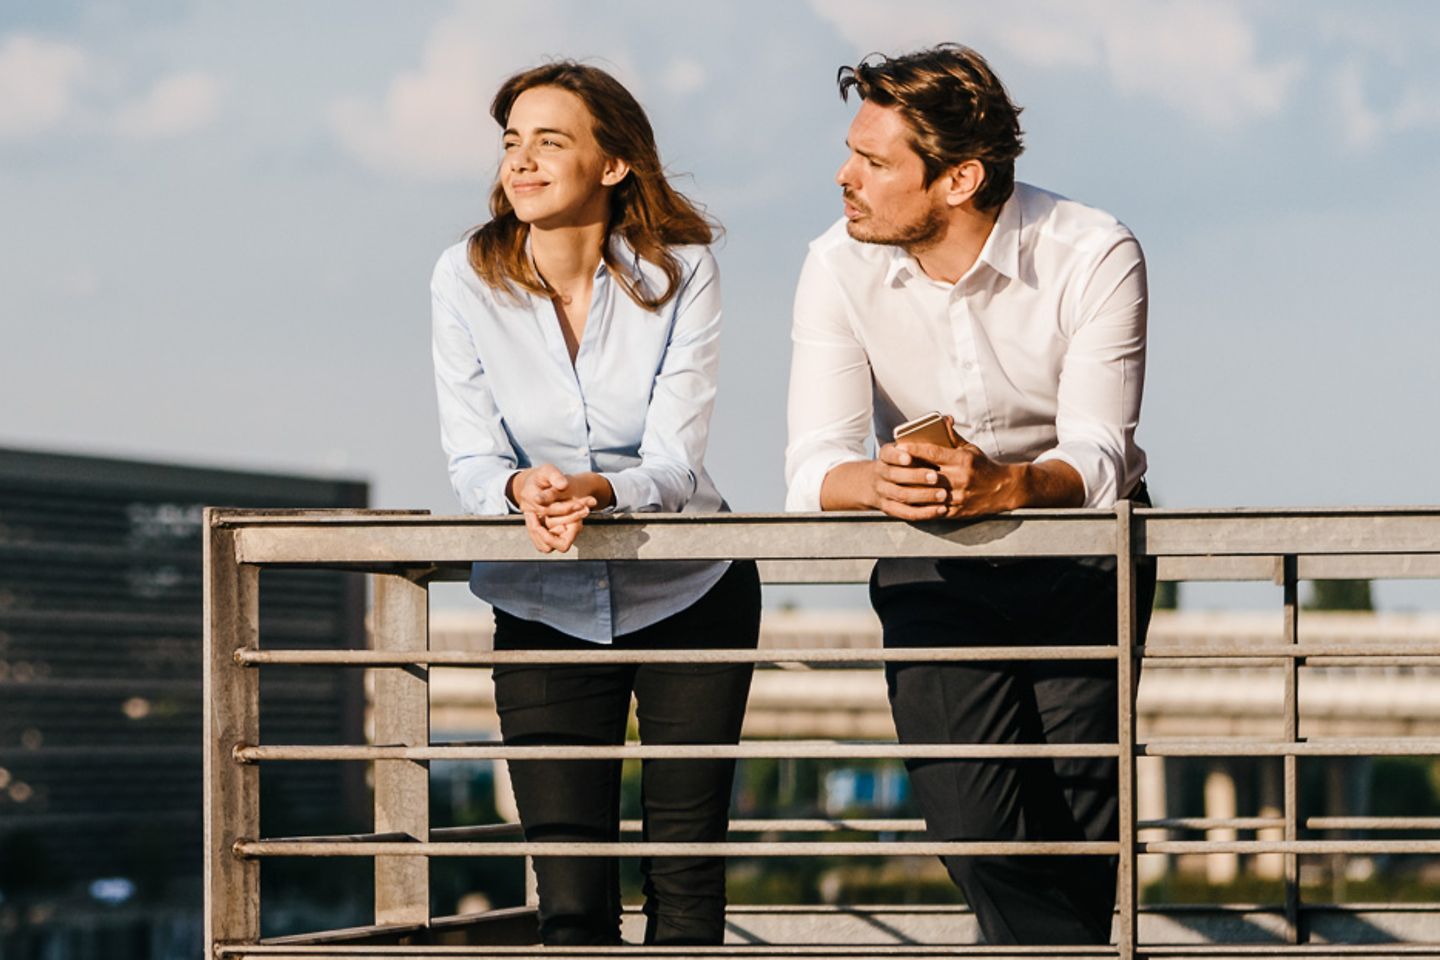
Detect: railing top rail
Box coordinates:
(205, 505, 1440, 567)
(207, 504, 1440, 527)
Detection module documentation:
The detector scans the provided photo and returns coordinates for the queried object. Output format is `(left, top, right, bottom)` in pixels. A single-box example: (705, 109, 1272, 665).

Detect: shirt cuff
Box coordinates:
(785, 451, 870, 512)
(462, 469, 521, 516)
(600, 470, 659, 514)
(501, 471, 522, 513)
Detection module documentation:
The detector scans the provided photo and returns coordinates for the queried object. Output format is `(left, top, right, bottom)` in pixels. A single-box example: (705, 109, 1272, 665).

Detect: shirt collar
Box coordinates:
(882, 190, 1023, 288)
(521, 230, 640, 285)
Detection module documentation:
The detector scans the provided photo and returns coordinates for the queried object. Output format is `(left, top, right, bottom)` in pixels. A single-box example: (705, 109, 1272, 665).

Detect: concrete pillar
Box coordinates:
(1137, 756, 1168, 886)
(1204, 762, 1239, 885)
(1255, 760, 1284, 880)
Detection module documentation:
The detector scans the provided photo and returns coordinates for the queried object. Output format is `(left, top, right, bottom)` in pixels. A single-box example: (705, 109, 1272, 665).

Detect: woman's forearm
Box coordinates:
(570, 472, 616, 510)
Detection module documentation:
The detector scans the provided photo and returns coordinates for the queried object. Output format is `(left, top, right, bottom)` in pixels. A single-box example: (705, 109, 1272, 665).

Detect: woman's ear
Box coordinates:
(600, 157, 631, 187)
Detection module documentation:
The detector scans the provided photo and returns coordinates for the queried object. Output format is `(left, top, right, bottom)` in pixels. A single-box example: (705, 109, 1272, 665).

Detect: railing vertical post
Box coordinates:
(203, 513, 261, 955)
(1115, 500, 1139, 960)
(1282, 553, 1302, 944)
(372, 571, 432, 927)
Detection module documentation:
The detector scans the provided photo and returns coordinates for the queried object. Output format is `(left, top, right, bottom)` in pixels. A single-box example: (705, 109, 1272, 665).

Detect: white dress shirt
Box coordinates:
(785, 182, 1148, 512)
(432, 235, 729, 643)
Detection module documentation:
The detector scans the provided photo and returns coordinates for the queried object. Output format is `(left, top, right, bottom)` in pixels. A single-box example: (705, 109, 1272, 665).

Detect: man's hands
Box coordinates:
(508, 465, 614, 553)
(818, 418, 1085, 518)
(873, 439, 1025, 519)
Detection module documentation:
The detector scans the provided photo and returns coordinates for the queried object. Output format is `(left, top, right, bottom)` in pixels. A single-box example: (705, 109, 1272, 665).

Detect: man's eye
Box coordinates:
(503, 141, 518, 151)
(541, 138, 561, 148)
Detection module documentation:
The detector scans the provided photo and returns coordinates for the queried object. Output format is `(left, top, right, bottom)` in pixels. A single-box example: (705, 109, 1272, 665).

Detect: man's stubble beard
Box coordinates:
(845, 201, 946, 252)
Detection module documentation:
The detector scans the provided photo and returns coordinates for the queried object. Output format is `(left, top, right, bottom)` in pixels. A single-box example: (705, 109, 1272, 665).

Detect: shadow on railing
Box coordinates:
(203, 505, 1440, 959)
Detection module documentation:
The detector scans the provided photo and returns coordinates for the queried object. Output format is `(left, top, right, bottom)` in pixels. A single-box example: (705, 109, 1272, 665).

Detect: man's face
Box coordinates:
(835, 100, 945, 247)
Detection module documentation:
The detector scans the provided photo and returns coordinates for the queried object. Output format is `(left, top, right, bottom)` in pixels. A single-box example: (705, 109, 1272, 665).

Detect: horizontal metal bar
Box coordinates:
(1306, 656, 1440, 667)
(235, 839, 1119, 858)
(259, 816, 1375, 845)
(1300, 553, 1440, 580)
(1138, 508, 1440, 558)
(1138, 817, 1284, 831)
(1308, 816, 1440, 831)
(234, 738, 1440, 762)
(1138, 657, 1292, 668)
(1139, 739, 1440, 757)
(261, 820, 935, 847)
(1142, 839, 1440, 854)
(1144, 947, 1440, 958)
(1154, 553, 1440, 582)
(1154, 555, 1281, 582)
(757, 559, 873, 584)
(227, 511, 1120, 565)
(235, 645, 1118, 667)
(222, 946, 1120, 957)
(235, 742, 1120, 762)
(263, 823, 526, 846)
(1142, 642, 1440, 658)
(745, 554, 1440, 585)
(726, 818, 925, 833)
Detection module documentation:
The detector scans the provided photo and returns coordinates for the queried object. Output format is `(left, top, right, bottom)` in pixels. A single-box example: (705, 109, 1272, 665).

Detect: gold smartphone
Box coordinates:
(892, 411, 960, 448)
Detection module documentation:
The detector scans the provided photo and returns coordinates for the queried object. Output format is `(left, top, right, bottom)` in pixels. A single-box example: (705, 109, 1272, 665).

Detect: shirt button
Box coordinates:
(597, 578, 609, 589)
(963, 361, 975, 371)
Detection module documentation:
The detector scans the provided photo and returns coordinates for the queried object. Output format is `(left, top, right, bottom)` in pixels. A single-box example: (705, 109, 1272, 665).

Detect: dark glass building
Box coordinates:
(0, 448, 369, 959)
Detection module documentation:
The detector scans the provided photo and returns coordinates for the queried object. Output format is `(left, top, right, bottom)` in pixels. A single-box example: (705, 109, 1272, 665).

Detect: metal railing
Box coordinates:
(203, 505, 1440, 959)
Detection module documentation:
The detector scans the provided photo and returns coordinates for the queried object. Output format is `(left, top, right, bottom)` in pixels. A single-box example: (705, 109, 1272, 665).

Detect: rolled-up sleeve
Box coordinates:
(431, 258, 519, 516)
(600, 250, 721, 513)
(784, 250, 874, 512)
(1033, 235, 1147, 507)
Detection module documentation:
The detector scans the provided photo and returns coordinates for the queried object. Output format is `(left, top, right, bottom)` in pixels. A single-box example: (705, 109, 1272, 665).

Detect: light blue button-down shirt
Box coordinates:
(431, 235, 731, 643)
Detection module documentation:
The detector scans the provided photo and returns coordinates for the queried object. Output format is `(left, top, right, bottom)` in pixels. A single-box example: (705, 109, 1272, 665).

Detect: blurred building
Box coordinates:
(424, 606, 1440, 899)
(0, 448, 369, 959)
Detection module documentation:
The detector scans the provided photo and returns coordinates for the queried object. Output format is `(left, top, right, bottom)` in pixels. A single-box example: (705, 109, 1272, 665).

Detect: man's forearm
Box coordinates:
(819, 460, 880, 511)
(1015, 460, 1085, 509)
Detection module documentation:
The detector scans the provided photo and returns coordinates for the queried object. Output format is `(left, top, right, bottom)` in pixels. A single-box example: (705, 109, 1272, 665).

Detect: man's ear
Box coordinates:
(600, 157, 631, 187)
(941, 159, 986, 208)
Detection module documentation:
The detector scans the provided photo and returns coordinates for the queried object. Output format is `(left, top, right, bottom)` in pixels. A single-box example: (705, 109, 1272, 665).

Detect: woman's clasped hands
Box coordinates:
(508, 464, 614, 553)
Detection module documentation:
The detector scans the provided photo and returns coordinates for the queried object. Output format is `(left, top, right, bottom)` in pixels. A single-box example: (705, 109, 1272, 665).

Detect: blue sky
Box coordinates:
(3, 1, 1440, 608)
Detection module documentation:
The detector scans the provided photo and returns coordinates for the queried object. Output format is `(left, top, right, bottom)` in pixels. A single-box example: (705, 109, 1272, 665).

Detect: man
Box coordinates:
(785, 45, 1156, 945)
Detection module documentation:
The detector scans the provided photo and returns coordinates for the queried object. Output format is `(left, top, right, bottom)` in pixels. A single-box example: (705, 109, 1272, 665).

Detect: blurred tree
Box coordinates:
(1154, 579, 1179, 610)
(1305, 580, 1374, 611)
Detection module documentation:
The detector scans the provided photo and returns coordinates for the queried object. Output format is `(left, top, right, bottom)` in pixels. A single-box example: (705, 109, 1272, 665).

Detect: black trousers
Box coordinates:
(491, 560, 761, 946)
(873, 552, 1156, 945)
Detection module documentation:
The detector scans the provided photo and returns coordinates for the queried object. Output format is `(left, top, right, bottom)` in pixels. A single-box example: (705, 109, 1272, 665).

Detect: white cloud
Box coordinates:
(328, 0, 643, 181)
(1334, 60, 1440, 152)
(809, 0, 1302, 130)
(661, 58, 706, 97)
(1335, 61, 1382, 150)
(0, 34, 89, 139)
(113, 71, 221, 139)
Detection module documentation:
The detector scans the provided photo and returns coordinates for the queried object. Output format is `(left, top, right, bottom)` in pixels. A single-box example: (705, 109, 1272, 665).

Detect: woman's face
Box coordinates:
(500, 86, 627, 230)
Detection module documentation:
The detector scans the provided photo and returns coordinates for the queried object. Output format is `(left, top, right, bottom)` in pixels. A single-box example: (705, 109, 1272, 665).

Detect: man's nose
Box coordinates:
(835, 156, 855, 188)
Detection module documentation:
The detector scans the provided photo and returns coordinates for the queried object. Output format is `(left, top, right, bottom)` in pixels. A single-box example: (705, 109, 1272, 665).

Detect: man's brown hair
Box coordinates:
(838, 44, 1024, 211)
(470, 61, 716, 310)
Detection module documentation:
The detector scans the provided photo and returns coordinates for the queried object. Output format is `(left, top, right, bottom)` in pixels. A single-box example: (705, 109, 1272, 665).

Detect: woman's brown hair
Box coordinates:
(469, 61, 716, 310)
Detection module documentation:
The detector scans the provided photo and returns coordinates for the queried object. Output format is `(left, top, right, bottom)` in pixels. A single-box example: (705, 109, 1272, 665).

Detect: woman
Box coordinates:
(430, 61, 760, 946)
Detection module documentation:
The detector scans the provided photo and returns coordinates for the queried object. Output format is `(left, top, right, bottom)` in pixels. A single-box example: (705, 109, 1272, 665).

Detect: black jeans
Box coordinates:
(491, 560, 761, 946)
(873, 551, 1156, 945)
